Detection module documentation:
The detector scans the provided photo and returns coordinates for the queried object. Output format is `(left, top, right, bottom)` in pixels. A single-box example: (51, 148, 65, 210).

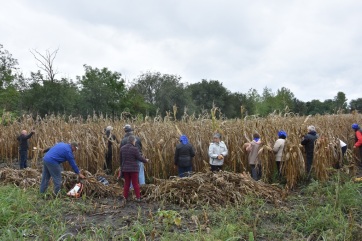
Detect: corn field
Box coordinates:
(0, 111, 361, 188)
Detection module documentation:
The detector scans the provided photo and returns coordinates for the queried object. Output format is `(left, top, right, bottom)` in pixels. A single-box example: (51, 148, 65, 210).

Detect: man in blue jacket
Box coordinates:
(40, 142, 85, 195)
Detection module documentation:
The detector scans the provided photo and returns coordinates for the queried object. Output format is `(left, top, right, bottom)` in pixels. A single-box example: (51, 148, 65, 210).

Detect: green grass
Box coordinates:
(0, 171, 361, 240)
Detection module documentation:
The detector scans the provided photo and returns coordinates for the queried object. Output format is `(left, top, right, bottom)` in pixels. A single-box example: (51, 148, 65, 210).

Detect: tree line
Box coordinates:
(1, 44, 361, 120)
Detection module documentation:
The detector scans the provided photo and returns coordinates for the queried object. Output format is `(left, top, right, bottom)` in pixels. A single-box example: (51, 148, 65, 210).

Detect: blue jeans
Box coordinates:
(178, 166, 192, 177)
(250, 164, 262, 181)
(40, 161, 62, 194)
(19, 150, 28, 169)
(130, 161, 145, 189)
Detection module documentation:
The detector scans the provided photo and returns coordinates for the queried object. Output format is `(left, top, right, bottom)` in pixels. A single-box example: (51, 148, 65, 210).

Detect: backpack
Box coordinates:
(67, 183, 84, 198)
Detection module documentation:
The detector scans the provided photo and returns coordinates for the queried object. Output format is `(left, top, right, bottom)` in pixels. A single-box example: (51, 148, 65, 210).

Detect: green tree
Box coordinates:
(334, 91, 347, 112)
(132, 72, 193, 118)
(187, 79, 231, 117)
(350, 98, 362, 112)
(275, 87, 295, 112)
(292, 98, 307, 115)
(0, 44, 21, 114)
(244, 88, 261, 116)
(21, 72, 79, 116)
(306, 99, 325, 115)
(78, 65, 127, 116)
(256, 87, 275, 116)
(0, 44, 18, 89)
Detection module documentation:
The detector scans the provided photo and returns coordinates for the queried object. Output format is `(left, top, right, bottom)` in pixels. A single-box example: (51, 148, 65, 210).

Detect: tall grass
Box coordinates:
(0, 174, 361, 240)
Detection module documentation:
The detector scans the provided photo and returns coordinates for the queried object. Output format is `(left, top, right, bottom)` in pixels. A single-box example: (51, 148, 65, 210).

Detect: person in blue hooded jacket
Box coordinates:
(301, 125, 318, 175)
(174, 135, 195, 177)
(40, 142, 85, 195)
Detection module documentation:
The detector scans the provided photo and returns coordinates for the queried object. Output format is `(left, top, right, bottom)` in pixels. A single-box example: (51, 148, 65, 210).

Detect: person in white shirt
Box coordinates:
(208, 133, 228, 172)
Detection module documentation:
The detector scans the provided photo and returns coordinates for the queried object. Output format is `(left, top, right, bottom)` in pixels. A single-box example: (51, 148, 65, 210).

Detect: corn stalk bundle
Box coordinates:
(62, 171, 121, 198)
(313, 136, 339, 181)
(141, 171, 285, 207)
(281, 141, 305, 189)
(0, 167, 41, 188)
(258, 145, 275, 182)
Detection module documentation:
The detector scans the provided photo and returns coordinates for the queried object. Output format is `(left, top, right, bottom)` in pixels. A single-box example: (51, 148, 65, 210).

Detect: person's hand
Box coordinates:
(78, 173, 86, 179)
(146, 159, 150, 163)
(353, 146, 356, 149)
(217, 154, 223, 160)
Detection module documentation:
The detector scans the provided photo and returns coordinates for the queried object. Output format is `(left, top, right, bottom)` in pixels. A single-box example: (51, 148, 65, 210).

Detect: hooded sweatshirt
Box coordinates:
(248, 139, 262, 165)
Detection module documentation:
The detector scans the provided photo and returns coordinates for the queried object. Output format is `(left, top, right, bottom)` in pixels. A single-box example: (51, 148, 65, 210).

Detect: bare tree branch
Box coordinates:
(30, 48, 59, 82)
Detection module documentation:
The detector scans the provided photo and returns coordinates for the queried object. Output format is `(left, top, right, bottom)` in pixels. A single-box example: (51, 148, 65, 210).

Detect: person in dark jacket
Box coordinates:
(40, 142, 85, 195)
(120, 135, 149, 201)
(17, 129, 35, 169)
(301, 125, 318, 175)
(104, 126, 119, 174)
(174, 135, 195, 177)
(120, 124, 145, 186)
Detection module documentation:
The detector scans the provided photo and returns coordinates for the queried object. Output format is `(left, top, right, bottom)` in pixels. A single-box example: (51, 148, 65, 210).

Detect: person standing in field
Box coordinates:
(301, 125, 318, 175)
(40, 142, 85, 195)
(351, 123, 362, 165)
(245, 133, 262, 181)
(339, 139, 347, 158)
(120, 135, 149, 202)
(120, 124, 145, 186)
(208, 133, 228, 172)
(17, 129, 35, 169)
(104, 125, 119, 174)
(273, 130, 287, 177)
(174, 135, 195, 177)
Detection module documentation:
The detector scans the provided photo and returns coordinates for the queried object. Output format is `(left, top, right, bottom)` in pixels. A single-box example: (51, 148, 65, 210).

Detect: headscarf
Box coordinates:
(352, 123, 360, 130)
(278, 130, 287, 138)
(180, 135, 189, 145)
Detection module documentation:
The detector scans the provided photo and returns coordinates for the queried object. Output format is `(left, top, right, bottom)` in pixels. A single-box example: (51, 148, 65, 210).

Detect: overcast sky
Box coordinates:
(2, 0, 362, 102)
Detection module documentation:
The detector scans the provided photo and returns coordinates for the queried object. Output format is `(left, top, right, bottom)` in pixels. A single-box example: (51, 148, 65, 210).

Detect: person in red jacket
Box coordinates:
(120, 135, 149, 202)
(352, 123, 362, 164)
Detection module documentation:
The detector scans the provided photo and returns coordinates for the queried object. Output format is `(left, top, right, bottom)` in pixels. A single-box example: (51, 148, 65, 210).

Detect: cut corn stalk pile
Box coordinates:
(0, 168, 121, 198)
(141, 171, 285, 207)
(0, 167, 40, 188)
(62, 171, 121, 198)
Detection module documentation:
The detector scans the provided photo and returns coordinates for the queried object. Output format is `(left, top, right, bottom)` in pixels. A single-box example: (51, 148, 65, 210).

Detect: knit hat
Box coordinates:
(278, 130, 287, 138)
(106, 126, 113, 131)
(123, 124, 133, 133)
(352, 123, 359, 130)
(180, 135, 189, 144)
(307, 125, 316, 132)
(213, 133, 221, 139)
(71, 142, 79, 150)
